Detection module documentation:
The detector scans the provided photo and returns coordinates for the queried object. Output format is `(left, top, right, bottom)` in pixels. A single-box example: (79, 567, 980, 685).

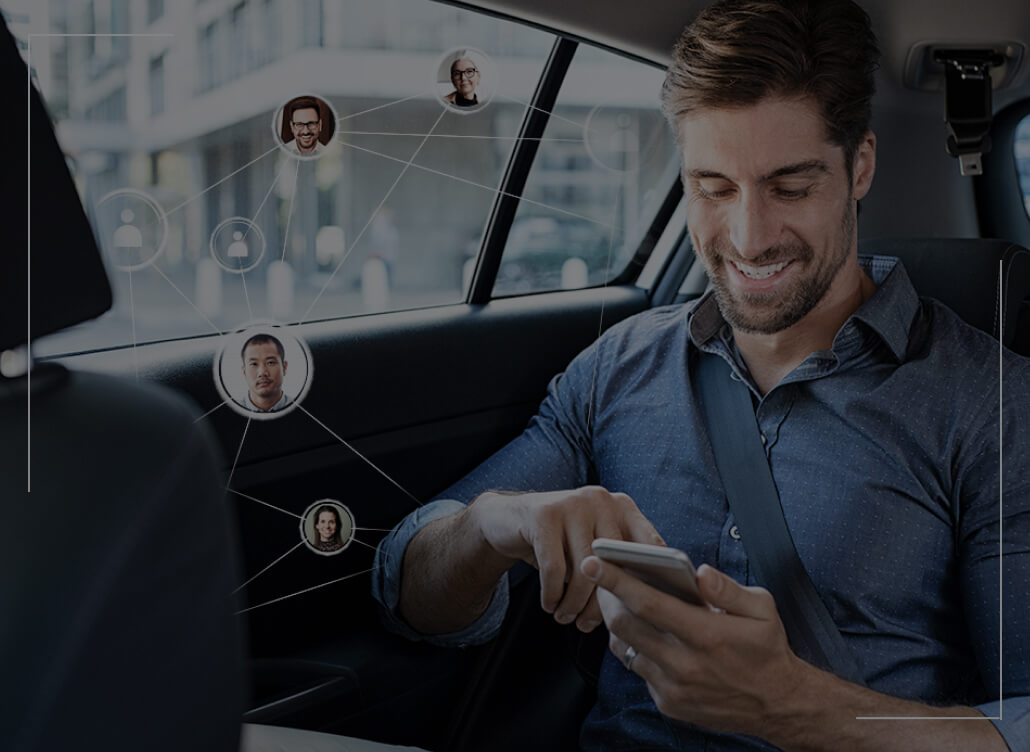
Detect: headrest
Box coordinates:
(0, 19, 111, 352)
(859, 237, 1030, 351)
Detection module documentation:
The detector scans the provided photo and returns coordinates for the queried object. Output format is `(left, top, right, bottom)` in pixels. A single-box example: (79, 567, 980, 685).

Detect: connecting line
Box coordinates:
(247, 160, 285, 234)
(239, 256, 253, 320)
(280, 160, 300, 262)
(301, 108, 448, 322)
(128, 269, 139, 382)
(165, 145, 280, 216)
(337, 94, 423, 123)
(497, 93, 592, 134)
(225, 417, 251, 491)
(28, 33, 173, 38)
(336, 130, 581, 142)
(152, 265, 225, 336)
(226, 488, 303, 519)
(347, 536, 383, 556)
(233, 541, 304, 595)
(856, 716, 1001, 721)
(353, 527, 397, 533)
(338, 140, 615, 231)
(998, 258, 1005, 718)
(297, 404, 424, 509)
(860, 264, 1008, 724)
(193, 401, 228, 424)
(235, 566, 378, 614)
(26, 38, 32, 493)
(586, 191, 621, 432)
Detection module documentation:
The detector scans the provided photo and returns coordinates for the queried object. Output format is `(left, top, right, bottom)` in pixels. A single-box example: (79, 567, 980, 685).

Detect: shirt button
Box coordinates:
(729, 525, 741, 541)
(760, 433, 767, 445)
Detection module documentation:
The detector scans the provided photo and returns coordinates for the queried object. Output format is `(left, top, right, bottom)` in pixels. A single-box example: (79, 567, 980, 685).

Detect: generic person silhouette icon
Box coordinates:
(113, 209, 142, 248)
(227, 231, 249, 258)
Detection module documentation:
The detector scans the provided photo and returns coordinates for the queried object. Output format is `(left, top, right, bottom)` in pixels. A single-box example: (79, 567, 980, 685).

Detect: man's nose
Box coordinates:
(728, 193, 781, 259)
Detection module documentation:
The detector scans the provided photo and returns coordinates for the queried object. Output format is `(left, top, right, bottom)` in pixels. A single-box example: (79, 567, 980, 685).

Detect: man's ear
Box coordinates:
(852, 130, 876, 201)
(282, 360, 288, 374)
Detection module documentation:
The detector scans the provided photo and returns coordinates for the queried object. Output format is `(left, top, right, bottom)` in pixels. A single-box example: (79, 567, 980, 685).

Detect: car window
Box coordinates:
(493, 45, 680, 296)
(1017, 112, 1030, 221)
(21, 0, 557, 357)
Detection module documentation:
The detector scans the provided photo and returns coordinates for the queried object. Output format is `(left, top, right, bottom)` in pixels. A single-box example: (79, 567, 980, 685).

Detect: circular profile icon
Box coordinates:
(213, 322, 313, 420)
(301, 500, 355, 556)
(94, 188, 168, 271)
(210, 217, 266, 273)
(434, 47, 495, 114)
(584, 105, 668, 173)
(273, 94, 338, 160)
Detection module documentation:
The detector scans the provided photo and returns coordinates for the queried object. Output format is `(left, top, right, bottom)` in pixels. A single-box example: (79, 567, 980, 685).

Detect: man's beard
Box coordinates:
(701, 204, 854, 335)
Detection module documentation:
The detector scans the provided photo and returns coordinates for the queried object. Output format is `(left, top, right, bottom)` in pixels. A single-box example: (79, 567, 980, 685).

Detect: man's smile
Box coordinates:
(731, 259, 793, 280)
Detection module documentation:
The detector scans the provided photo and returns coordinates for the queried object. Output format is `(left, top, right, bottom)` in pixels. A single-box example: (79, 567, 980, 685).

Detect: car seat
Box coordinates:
(0, 19, 245, 752)
(859, 236, 1030, 357)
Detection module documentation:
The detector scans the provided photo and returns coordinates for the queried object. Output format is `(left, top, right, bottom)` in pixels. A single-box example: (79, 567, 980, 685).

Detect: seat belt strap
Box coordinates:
(694, 352, 864, 684)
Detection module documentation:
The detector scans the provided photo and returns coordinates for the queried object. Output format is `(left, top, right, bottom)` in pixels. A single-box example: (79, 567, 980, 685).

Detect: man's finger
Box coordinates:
(574, 590, 603, 632)
(607, 632, 663, 687)
(583, 555, 698, 638)
(534, 524, 567, 614)
(596, 582, 672, 661)
(553, 528, 599, 624)
(621, 505, 666, 547)
(695, 564, 777, 620)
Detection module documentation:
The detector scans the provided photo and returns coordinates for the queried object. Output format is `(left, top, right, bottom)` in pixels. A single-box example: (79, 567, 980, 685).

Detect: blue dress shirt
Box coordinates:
(373, 256, 1030, 751)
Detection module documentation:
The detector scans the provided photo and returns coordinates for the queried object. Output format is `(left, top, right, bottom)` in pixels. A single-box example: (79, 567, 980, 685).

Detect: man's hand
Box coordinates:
(581, 557, 1007, 752)
(470, 486, 663, 632)
(582, 555, 803, 736)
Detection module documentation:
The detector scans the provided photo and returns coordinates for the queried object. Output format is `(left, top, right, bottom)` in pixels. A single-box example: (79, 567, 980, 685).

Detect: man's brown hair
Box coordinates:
(662, 0, 879, 175)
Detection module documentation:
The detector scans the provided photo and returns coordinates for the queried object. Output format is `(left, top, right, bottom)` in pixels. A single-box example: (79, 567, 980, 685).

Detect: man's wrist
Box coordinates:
(462, 493, 522, 573)
(757, 661, 1007, 752)
(757, 654, 830, 747)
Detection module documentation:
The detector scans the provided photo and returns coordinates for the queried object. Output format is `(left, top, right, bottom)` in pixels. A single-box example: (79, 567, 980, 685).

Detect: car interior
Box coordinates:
(3, 0, 1030, 750)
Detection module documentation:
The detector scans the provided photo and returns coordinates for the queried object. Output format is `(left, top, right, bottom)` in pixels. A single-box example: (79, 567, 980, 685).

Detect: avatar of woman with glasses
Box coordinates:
(444, 52, 482, 107)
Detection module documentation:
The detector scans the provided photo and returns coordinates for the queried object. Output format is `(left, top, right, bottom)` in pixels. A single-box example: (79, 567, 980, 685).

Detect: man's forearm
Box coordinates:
(397, 501, 515, 635)
(766, 661, 1007, 752)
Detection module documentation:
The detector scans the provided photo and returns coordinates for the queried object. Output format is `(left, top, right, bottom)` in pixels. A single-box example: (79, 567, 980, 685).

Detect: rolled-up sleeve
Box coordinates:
(975, 697, 1030, 751)
(371, 335, 607, 647)
(371, 499, 510, 646)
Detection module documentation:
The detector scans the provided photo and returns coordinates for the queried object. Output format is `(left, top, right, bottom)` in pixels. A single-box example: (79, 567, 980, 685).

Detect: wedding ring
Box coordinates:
(622, 644, 638, 671)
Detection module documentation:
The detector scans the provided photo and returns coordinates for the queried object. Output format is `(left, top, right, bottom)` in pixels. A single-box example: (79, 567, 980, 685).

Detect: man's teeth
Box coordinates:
(732, 260, 790, 279)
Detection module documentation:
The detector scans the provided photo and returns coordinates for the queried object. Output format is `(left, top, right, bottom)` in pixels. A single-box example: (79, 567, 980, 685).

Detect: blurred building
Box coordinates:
(25, 0, 676, 353)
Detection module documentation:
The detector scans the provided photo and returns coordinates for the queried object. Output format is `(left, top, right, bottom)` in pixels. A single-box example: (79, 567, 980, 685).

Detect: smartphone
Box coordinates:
(591, 538, 706, 607)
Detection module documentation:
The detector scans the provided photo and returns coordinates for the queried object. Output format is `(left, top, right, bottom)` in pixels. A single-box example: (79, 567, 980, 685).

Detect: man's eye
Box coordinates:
(695, 184, 733, 200)
(773, 186, 810, 200)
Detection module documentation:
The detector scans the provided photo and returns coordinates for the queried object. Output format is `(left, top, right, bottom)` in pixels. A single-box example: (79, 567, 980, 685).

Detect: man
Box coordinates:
(284, 96, 325, 156)
(240, 333, 290, 413)
(372, 1, 1029, 750)
(444, 55, 481, 107)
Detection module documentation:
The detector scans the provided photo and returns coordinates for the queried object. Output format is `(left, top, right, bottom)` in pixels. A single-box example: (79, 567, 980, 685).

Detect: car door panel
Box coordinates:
(55, 284, 649, 741)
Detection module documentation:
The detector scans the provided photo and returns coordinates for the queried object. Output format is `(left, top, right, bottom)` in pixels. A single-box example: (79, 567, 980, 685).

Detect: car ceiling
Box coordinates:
(464, 0, 1030, 112)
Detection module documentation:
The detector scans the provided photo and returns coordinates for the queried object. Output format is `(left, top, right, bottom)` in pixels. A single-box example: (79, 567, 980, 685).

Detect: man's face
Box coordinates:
(289, 106, 321, 153)
(679, 96, 875, 335)
(316, 510, 337, 541)
(450, 58, 480, 99)
(242, 341, 286, 401)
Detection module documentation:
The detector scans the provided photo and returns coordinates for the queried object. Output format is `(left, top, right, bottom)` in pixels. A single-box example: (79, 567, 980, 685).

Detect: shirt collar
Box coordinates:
(687, 254, 920, 363)
(248, 391, 290, 412)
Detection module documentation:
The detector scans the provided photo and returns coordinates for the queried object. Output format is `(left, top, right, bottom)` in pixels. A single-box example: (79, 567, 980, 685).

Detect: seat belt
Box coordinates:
(694, 352, 865, 684)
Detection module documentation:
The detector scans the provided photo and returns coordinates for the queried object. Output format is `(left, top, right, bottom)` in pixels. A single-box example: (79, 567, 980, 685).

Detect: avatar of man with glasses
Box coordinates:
(445, 53, 481, 108)
(284, 96, 325, 156)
